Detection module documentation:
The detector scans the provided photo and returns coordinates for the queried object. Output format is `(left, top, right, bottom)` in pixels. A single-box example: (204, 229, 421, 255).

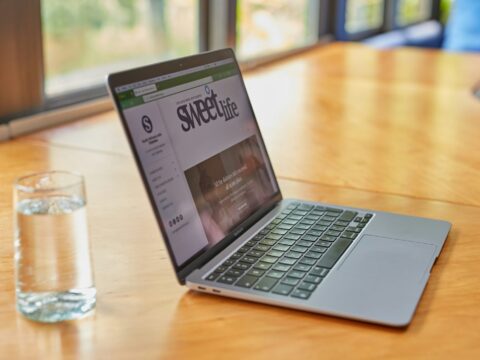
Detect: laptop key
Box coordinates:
(291, 245, 308, 253)
(206, 273, 220, 281)
(236, 275, 259, 288)
(287, 270, 306, 279)
(226, 269, 244, 277)
(310, 266, 329, 277)
(266, 270, 284, 279)
(279, 239, 295, 246)
(290, 229, 306, 235)
(254, 262, 272, 270)
(273, 244, 290, 252)
(279, 257, 297, 266)
(281, 277, 300, 286)
(311, 246, 327, 253)
(285, 233, 301, 240)
(323, 216, 337, 221)
(254, 245, 270, 252)
(261, 256, 277, 264)
(222, 259, 235, 266)
(247, 268, 265, 277)
(237, 246, 250, 253)
(307, 230, 323, 237)
(218, 275, 236, 284)
(299, 257, 316, 266)
(285, 251, 302, 259)
(291, 289, 312, 300)
(297, 240, 313, 247)
(248, 250, 265, 258)
(302, 235, 318, 242)
(320, 235, 337, 242)
(342, 231, 358, 240)
(233, 262, 251, 271)
(304, 275, 322, 284)
(272, 284, 294, 296)
(300, 219, 315, 226)
(266, 233, 283, 240)
(272, 264, 291, 272)
(260, 239, 276, 246)
(298, 282, 317, 292)
(254, 277, 278, 292)
(240, 256, 257, 264)
(214, 266, 228, 273)
(326, 230, 341, 237)
(339, 211, 358, 222)
(294, 264, 312, 272)
(316, 237, 352, 269)
(267, 250, 284, 258)
(304, 251, 322, 259)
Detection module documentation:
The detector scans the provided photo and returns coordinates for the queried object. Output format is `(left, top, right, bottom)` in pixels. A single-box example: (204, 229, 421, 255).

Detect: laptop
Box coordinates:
(107, 48, 450, 327)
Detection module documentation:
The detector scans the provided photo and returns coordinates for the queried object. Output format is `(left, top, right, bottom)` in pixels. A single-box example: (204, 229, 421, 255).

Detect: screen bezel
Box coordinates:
(107, 48, 283, 284)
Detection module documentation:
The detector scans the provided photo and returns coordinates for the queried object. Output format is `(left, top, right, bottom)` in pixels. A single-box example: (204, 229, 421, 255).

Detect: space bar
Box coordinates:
(317, 238, 353, 268)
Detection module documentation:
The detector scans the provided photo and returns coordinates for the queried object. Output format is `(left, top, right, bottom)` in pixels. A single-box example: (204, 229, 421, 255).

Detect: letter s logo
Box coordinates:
(141, 115, 153, 133)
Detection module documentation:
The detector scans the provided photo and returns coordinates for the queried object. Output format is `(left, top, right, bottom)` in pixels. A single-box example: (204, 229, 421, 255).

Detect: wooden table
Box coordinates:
(1, 43, 479, 359)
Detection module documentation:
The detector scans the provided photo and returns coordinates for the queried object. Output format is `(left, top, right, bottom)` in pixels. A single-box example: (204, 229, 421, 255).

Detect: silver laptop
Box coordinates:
(107, 48, 450, 327)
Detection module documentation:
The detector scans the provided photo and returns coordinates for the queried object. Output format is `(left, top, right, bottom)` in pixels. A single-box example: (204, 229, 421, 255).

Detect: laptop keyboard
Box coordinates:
(205, 202, 373, 300)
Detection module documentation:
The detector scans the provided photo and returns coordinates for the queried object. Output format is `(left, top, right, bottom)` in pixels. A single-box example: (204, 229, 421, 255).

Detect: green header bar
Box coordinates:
(118, 63, 238, 109)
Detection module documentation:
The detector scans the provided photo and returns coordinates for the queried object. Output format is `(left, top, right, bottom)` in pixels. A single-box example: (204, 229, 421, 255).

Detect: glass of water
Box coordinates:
(14, 171, 96, 322)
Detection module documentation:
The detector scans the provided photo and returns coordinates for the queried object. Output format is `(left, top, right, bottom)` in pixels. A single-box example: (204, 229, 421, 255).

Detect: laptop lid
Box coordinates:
(107, 49, 282, 284)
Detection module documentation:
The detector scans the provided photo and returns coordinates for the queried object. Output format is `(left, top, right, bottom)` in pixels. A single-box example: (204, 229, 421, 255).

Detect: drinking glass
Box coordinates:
(14, 171, 96, 322)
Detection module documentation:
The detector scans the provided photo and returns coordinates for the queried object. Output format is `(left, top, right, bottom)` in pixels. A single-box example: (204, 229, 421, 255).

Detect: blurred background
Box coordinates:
(1, 0, 478, 122)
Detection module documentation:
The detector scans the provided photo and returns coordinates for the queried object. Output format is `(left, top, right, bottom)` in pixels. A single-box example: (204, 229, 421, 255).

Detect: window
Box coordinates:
(345, 0, 385, 34)
(42, 0, 198, 96)
(395, 0, 433, 26)
(440, 0, 454, 23)
(236, 0, 319, 59)
(4, 0, 446, 125)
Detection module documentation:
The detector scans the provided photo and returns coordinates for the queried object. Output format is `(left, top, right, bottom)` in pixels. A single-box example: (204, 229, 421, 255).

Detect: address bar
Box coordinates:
(143, 76, 213, 103)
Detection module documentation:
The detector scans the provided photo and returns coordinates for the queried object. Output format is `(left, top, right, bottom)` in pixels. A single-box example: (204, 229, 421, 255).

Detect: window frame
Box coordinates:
(390, 0, 437, 29)
(335, 0, 388, 41)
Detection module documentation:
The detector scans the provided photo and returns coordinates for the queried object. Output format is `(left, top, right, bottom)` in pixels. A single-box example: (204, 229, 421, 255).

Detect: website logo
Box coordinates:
(177, 88, 239, 132)
(141, 115, 153, 133)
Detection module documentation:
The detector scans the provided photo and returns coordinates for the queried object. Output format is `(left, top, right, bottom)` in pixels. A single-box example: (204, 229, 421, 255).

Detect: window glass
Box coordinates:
(396, 0, 432, 26)
(42, 0, 197, 96)
(440, 0, 455, 23)
(345, 0, 385, 34)
(236, 0, 317, 59)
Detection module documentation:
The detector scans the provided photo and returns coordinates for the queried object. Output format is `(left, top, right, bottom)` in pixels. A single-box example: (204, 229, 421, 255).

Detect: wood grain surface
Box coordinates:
(2, 43, 480, 359)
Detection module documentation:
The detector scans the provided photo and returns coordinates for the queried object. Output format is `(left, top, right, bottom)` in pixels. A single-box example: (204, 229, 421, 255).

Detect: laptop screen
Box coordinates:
(113, 54, 279, 268)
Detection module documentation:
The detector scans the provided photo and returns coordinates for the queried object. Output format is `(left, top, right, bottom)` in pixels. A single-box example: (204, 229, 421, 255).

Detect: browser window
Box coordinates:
(115, 59, 278, 266)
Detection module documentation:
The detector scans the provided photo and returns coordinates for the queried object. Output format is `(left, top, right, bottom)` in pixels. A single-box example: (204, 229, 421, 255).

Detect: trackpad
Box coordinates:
(316, 235, 437, 325)
(338, 235, 436, 283)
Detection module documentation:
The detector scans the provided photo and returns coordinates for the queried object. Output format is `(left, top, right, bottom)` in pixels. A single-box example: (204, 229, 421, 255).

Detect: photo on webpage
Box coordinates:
(184, 135, 275, 246)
